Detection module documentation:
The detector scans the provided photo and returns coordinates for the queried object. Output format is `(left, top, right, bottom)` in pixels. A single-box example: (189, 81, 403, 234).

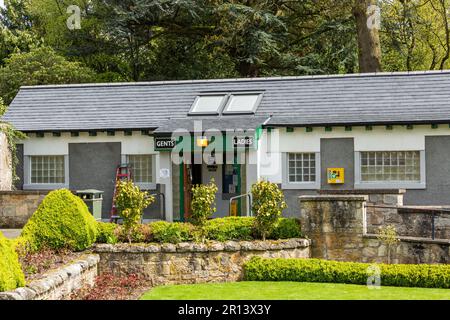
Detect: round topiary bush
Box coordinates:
(0, 232, 25, 292)
(20, 189, 98, 252)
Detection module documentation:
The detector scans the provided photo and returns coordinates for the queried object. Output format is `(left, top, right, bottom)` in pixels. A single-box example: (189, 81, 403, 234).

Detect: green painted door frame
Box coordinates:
(179, 158, 243, 220)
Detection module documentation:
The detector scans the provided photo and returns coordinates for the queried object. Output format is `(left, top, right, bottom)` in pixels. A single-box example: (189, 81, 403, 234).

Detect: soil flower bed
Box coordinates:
(70, 273, 151, 300)
(19, 247, 84, 281)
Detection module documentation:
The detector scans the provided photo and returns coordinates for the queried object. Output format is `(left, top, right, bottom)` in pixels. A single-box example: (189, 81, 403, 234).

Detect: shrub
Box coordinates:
(268, 218, 302, 239)
(115, 224, 152, 243)
(115, 181, 154, 243)
(191, 179, 218, 227)
(20, 189, 98, 252)
(204, 217, 254, 241)
(0, 232, 25, 292)
(150, 221, 194, 244)
(251, 180, 287, 240)
(377, 225, 400, 264)
(96, 222, 119, 244)
(244, 257, 450, 289)
(94, 217, 302, 244)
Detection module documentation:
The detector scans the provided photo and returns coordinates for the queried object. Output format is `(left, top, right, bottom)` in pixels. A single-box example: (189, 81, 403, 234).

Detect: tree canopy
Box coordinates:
(0, 0, 449, 106)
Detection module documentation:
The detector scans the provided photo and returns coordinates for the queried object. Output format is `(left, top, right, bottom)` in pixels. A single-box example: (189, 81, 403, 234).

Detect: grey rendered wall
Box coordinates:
(282, 138, 354, 217)
(404, 136, 450, 206)
(14, 144, 24, 190)
(143, 184, 163, 220)
(320, 138, 355, 190)
(69, 143, 121, 218)
(282, 189, 317, 218)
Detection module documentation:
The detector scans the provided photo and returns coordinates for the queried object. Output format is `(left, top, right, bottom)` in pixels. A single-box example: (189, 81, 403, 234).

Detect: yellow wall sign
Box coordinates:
(327, 168, 345, 184)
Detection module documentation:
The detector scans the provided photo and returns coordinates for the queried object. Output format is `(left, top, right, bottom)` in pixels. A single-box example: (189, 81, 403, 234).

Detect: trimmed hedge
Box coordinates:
(269, 218, 302, 239)
(244, 257, 450, 289)
(150, 221, 195, 244)
(95, 217, 302, 244)
(204, 217, 302, 242)
(20, 189, 98, 252)
(96, 222, 119, 244)
(0, 232, 25, 292)
(204, 217, 254, 241)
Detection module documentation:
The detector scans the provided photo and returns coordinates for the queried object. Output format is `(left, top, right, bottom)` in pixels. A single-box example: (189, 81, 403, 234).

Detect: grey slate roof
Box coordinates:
(3, 70, 450, 132)
(153, 116, 269, 134)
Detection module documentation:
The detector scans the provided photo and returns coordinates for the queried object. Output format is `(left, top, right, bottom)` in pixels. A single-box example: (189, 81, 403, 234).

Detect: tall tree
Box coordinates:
(353, 0, 382, 72)
(0, 0, 40, 65)
(0, 47, 97, 104)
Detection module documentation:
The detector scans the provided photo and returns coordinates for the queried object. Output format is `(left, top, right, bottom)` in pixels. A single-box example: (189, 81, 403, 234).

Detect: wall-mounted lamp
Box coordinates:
(197, 136, 209, 147)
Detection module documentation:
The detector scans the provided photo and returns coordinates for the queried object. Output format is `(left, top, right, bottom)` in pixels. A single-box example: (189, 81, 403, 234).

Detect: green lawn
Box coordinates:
(140, 281, 450, 300)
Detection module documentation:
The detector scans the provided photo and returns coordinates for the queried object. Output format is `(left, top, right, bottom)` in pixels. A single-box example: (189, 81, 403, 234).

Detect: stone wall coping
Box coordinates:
(318, 189, 406, 195)
(0, 190, 50, 196)
(299, 195, 368, 202)
(363, 234, 450, 245)
(397, 206, 450, 215)
(93, 238, 311, 254)
(0, 254, 99, 300)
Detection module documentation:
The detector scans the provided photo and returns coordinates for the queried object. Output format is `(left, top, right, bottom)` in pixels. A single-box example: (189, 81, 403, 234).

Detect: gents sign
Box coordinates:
(233, 136, 254, 147)
(155, 137, 177, 150)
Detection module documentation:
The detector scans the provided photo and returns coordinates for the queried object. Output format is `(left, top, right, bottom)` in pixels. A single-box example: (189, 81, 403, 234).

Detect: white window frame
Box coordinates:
(23, 155, 69, 190)
(222, 92, 263, 115)
(189, 94, 228, 115)
(282, 152, 321, 190)
(354, 151, 426, 189)
(123, 154, 157, 190)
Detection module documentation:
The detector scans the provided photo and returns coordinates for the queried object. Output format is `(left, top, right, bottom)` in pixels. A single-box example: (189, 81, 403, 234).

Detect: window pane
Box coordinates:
(224, 94, 260, 113)
(287, 153, 316, 183)
(191, 96, 226, 113)
(127, 155, 154, 184)
(360, 151, 420, 182)
(30, 156, 65, 184)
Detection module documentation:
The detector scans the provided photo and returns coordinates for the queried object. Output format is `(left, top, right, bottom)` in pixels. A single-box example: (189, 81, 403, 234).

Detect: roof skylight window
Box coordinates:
(223, 93, 263, 114)
(189, 95, 227, 115)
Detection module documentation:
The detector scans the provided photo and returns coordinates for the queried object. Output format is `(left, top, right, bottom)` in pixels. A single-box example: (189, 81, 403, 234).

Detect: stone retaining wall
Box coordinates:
(0, 191, 48, 228)
(319, 189, 450, 240)
(94, 239, 311, 286)
(0, 254, 99, 300)
(0, 239, 310, 300)
(299, 195, 449, 264)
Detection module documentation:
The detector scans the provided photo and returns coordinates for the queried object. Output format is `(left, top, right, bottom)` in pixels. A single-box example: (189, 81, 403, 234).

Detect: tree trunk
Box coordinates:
(353, 0, 382, 73)
(387, 245, 391, 264)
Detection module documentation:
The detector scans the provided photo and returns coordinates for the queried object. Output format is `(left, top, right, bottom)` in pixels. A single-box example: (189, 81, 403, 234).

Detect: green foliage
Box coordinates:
(251, 180, 287, 240)
(377, 225, 400, 264)
(0, 120, 27, 187)
(95, 217, 301, 244)
(0, 97, 6, 116)
(20, 189, 98, 252)
(114, 224, 153, 243)
(204, 217, 254, 241)
(191, 179, 218, 227)
(244, 257, 450, 289)
(0, 231, 25, 292)
(96, 222, 119, 244)
(0, 47, 97, 104)
(114, 180, 154, 243)
(268, 218, 302, 240)
(204, 217, 301, 241)
(150, 221, 195, 244)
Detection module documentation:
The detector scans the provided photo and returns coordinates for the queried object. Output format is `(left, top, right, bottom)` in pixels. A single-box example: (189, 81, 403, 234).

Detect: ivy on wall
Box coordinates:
(1, 98, 26, 188)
